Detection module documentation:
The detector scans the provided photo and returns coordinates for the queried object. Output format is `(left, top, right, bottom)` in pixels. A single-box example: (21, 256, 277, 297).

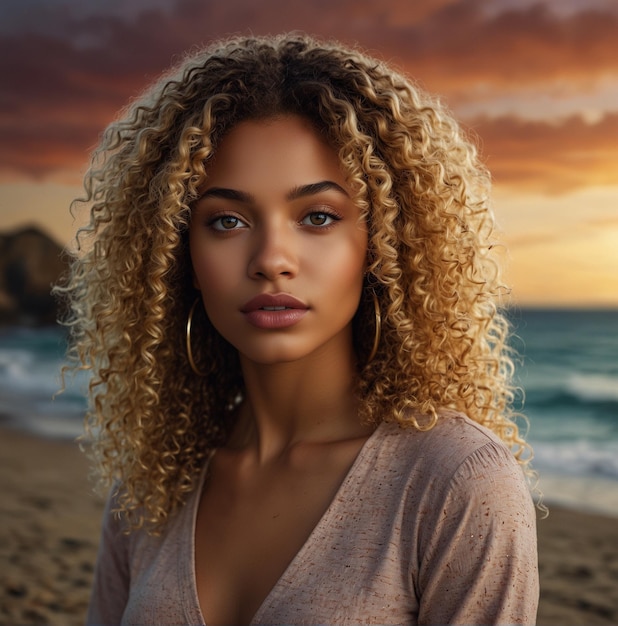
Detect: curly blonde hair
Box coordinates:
(58, 33, 531, 533)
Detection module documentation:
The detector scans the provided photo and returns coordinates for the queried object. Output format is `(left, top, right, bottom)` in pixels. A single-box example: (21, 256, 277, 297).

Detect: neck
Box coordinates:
(230, 340, 368, 463)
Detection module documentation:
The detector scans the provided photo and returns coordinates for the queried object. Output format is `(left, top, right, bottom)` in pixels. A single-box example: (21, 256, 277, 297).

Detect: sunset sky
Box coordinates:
(1, 0, 617, 307)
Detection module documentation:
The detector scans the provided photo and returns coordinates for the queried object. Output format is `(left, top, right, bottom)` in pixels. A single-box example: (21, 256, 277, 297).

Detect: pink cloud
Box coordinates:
(0, 0, 616, 189)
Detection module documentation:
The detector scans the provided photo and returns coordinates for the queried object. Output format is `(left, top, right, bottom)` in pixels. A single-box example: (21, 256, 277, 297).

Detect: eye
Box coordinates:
(210, 215, 247, 231)
(301, 211, 339, 227)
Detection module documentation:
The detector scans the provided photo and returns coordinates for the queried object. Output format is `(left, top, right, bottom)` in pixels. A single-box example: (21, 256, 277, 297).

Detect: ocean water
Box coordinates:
(1, 309, 617, 516)
(506, 308, 618, 517)
(0, 325, 88, 439)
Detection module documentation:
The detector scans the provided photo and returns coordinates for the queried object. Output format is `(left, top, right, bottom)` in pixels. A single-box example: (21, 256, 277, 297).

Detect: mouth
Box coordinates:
(241, 293, 309, 329)
(241, 293, 309, 313)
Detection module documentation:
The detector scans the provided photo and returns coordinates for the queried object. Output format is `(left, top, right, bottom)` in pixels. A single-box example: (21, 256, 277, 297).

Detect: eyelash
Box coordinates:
(208, 214, 247, 231)
(300, 209, 341, 229)
(207, 209, 342, 232)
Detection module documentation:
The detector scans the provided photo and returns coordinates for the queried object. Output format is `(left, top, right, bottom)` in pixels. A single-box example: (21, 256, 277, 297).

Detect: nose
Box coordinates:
(247, 221, 299, 281)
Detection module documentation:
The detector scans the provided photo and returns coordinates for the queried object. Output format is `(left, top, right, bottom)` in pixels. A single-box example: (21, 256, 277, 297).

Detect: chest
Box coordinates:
(118, 424, 423, 625)
(194, 452, 359, 624)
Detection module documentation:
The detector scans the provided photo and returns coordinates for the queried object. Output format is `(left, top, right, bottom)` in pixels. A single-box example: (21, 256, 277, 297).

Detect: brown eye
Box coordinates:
(210, 215, 246, 231)
(221, 217, 239, 229)
(302, 212, 337, 227)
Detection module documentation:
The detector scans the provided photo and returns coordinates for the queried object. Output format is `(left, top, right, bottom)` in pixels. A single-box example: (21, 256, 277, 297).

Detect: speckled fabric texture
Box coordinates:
(87, 413, 539, 625)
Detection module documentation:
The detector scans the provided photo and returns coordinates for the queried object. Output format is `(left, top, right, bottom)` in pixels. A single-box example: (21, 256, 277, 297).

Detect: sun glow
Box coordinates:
(493, 185, 618, 307)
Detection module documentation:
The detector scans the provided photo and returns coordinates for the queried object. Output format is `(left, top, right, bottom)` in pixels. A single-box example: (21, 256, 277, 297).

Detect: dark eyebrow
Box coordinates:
(196, 180, 350, 204)
(286, 181, 350, 201)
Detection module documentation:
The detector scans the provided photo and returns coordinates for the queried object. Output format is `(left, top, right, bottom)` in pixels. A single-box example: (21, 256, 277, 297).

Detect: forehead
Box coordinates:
(202, 115, 349, 193)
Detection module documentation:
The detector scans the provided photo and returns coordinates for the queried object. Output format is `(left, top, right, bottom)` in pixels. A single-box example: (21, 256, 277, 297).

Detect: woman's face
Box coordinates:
(189, 115, 368, 365)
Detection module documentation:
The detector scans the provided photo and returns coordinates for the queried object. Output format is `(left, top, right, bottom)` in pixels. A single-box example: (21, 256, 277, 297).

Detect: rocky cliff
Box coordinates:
(0, 226, 70, 326)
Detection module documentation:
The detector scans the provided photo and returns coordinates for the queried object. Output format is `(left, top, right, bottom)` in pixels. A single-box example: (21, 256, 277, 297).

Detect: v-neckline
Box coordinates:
(188, 422, 385, 625)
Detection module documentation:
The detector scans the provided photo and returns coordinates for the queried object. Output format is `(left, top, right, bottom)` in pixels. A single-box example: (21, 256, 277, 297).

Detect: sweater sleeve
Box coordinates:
(86, 491, 131, 626)
(415, 441, 539, 625)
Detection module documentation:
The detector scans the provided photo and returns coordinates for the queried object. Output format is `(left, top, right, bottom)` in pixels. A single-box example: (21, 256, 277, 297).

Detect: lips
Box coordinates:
(240, 293, 309, 329)
(241, 293, 308, 312)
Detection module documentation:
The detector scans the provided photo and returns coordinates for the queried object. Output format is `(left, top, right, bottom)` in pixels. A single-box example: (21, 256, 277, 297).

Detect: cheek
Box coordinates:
(335, 235, 368, 288)
(319, 239, 367, 313)
(190, 245, 232, 302)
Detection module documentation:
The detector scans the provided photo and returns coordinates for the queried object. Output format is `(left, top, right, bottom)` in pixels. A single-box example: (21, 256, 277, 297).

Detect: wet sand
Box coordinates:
(1, 425, 617, 625)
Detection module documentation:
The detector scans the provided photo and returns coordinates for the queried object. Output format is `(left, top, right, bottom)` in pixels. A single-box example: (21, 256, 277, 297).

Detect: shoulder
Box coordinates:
(375, 410, 517, 474)
(375, 414, 540, 625)
(368, 410, 529, 509)
(368, 410, 536, 553)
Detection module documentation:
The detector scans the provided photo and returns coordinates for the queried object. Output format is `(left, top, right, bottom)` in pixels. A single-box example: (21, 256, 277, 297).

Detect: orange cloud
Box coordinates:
(474, 113, 618, 192)
(0, 0, 617, 188)
(388, 1, 618, 96)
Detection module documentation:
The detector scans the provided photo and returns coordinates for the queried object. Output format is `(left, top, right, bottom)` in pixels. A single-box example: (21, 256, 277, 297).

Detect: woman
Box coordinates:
(62, 33, 539, 625)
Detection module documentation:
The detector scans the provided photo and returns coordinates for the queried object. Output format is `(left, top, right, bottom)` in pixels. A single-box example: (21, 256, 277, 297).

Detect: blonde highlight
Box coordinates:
(56, 33, 533, 534)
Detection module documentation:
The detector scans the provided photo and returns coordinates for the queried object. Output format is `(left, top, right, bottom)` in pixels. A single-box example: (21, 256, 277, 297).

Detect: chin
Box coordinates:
(242, 349, 311, 366)
(235, 339, 327, 366)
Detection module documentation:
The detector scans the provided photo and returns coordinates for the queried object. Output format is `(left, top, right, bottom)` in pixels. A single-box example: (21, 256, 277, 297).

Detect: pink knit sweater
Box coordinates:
(87, 414, 539, 625)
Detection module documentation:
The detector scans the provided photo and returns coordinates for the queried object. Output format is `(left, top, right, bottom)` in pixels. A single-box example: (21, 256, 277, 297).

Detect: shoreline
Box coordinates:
(1, 426, 618, 625)
(4, 415, 618, 520)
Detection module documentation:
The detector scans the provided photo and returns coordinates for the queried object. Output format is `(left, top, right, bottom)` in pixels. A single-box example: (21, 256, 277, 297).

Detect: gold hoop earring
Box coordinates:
(367, 290, 381, 363)
(186, 297, 208, 377)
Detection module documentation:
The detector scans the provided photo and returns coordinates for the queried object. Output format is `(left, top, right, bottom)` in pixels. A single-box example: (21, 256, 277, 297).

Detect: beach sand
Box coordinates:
(1, 426, 617, 626)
